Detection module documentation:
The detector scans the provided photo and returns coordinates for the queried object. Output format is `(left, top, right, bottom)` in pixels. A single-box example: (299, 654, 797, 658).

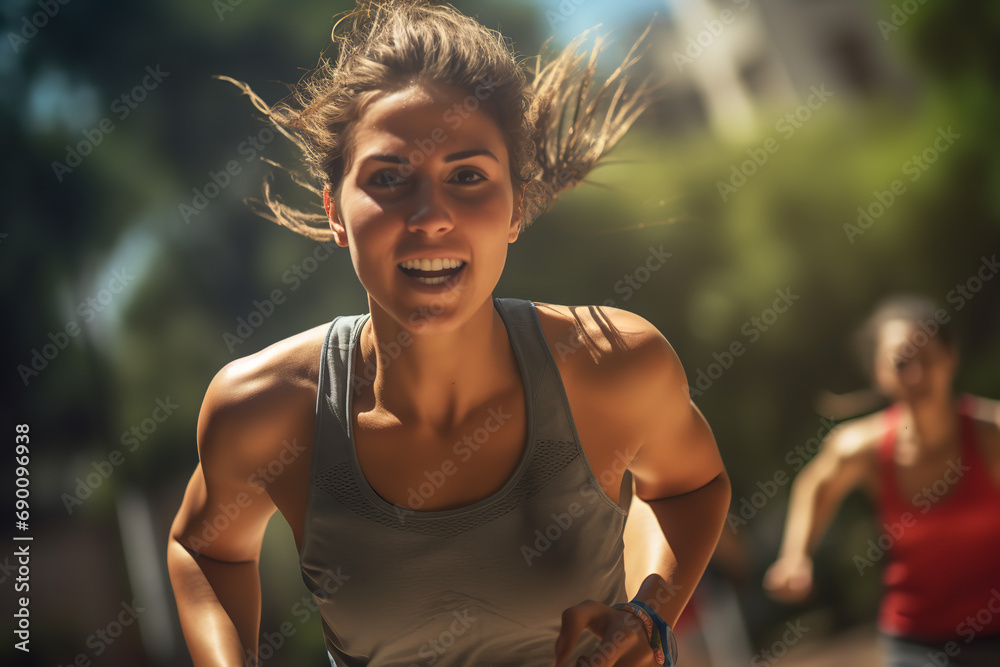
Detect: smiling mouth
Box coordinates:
(397, 260, 467, 285)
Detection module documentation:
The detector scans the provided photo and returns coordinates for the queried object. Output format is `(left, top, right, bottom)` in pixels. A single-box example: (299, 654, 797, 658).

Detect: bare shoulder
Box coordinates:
(808, 410, 887, 495)
(198, 323, 330, 472)
(533, 301, 675, 367)
(531, 302, 684, 412)
(964, 395, 1000, 431)
(964, 395, 1000, 470)
(825, 410, 887, 459)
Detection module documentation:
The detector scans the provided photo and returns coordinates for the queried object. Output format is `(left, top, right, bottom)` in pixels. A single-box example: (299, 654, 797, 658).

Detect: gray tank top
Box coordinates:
(299, 297, 633, 666)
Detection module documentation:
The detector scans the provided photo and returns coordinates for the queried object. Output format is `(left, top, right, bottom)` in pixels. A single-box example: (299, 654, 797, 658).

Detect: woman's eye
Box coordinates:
(451, 169, 485, 185)
(370, 171, 406, 189)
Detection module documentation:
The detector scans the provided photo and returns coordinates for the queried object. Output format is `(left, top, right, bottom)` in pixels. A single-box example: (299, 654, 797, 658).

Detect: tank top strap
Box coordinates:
(313, 313, 370, 471)
(877, 403, 901, 468)
(957, 398, 994, 491)
(493, 297, 579, 444)
(876, 403, 904, 512)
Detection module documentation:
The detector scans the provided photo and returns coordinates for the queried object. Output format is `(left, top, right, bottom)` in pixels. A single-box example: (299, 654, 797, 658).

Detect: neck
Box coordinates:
(897, 392, 961, 454)
(356, 296, 518, 430)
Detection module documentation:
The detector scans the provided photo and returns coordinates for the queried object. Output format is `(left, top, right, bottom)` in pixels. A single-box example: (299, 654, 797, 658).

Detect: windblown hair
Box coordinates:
(217, 0, 655, 240)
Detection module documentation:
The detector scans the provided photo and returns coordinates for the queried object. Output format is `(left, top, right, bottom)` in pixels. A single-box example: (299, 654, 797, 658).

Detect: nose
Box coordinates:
(898, 359, 925, 386)
(405, 182, 453, 237)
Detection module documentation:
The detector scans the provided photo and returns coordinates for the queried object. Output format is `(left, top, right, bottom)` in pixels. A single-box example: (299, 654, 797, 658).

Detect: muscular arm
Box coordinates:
(168, 466, 270, 666)
(167, 344, 318, 667)
(622, 483, 671, 601)
(553, 310, 731, 666)
(763, 420, 877, 601)
(622, 329, 731, 627)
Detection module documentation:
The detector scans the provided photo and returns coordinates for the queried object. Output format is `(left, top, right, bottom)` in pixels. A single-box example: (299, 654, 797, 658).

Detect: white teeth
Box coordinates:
(398, 258, 465, 270)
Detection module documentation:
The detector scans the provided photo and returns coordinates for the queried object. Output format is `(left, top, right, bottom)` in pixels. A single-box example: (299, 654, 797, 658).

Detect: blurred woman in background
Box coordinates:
(764, 295, 1000, 666)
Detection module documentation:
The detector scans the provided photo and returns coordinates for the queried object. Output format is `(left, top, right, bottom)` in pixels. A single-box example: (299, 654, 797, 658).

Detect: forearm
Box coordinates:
(167, 538, 262, 667)
(623, 486, 672, 600)
(632, 471, 731, 626)
(778, 471, 837, 560)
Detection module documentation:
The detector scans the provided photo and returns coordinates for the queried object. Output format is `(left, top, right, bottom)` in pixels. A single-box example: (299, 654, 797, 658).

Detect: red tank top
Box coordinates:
(877, 395, 1000, 639)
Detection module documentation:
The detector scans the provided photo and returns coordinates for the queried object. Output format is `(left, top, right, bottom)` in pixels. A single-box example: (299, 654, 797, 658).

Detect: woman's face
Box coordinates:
(325, 82, 519, 334)
(873, 319, 957, 403)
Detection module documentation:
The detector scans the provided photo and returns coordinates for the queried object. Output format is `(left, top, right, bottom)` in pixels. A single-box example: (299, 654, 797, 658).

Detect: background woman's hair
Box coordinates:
(217, 0, 656, 240)
(815, 294, 956, 419)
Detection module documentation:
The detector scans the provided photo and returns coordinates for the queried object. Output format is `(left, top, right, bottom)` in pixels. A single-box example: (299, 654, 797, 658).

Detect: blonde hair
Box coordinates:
(219, 0, 655, 240)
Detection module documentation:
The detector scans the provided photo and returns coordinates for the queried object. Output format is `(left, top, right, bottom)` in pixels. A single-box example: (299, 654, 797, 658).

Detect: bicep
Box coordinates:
(170, 379, 277, 563)
(627, 337, 726, 500)
(171, 461, 275, 563)
(794, 426, 875, 500)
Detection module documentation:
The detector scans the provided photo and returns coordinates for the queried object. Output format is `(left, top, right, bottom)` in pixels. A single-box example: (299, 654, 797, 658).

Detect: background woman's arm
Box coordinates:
(763, 421, 876, 601)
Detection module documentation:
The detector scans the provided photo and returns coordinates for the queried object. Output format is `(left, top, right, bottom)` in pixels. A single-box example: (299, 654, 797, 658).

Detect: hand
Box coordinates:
(554, 600, 660, 667)
(763, 554, 814, 603)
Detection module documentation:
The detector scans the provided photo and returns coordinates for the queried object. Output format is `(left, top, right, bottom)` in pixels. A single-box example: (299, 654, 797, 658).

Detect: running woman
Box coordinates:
(168, 2, 731, 665)
(764, 295, 1000, 667)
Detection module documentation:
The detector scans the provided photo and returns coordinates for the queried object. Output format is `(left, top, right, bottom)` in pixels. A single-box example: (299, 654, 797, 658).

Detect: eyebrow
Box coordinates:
(364, 149, 499, 165)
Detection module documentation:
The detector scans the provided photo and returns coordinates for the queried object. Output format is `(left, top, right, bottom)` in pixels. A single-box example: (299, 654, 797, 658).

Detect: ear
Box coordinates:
(324, 186, 349, 248)
(508, 190, 524, 244)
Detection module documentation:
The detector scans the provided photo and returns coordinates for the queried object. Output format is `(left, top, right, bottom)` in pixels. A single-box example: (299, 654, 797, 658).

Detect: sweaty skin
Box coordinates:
(169, 83, 729, 666)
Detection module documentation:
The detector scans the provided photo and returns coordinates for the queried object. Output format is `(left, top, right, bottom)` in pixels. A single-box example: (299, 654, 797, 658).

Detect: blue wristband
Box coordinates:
(627, 599, 677, 666)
